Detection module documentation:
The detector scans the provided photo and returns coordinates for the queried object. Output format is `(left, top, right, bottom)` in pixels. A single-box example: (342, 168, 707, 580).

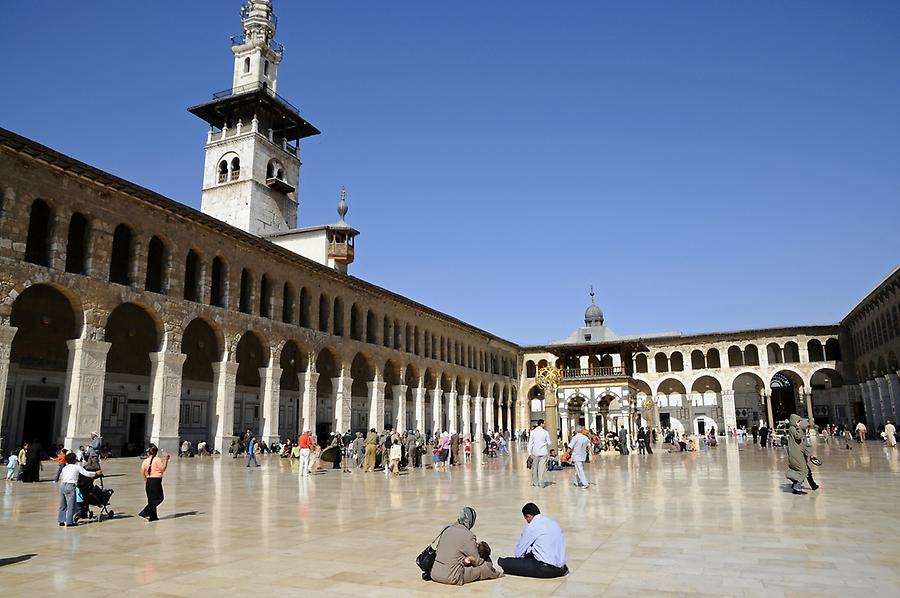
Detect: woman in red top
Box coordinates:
(139, 445, 170, 522)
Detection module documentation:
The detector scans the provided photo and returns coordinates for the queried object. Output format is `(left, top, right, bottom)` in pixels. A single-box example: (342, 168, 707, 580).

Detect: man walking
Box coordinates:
(528, 419, 550, 488)
(570, 428, 590, 489)
(246, 435, 260, 467)
(759, 423, 769, 448)
(364, 428, 378, 472)
(618, 425, 629, 455)
(855, 421, 867, 443)
(298, 430, 312, 476)
(884, 421, 897, 448)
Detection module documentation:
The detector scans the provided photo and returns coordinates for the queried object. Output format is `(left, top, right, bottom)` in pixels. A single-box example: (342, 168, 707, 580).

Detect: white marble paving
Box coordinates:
(2, 440, 899, 596)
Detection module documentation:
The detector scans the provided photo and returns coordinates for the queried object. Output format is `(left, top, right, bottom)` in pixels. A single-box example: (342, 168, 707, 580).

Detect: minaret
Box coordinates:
(328, 187, 358, 273)
(188, 1, 320, 237)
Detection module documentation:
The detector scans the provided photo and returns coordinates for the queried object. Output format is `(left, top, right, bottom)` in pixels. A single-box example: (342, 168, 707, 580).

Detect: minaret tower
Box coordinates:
(188, 0, 320, 236)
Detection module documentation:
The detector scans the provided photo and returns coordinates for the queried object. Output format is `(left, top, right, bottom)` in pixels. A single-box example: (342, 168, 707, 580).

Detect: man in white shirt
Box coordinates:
(527, 420, 550, 488)
(498, 502, 568, 578)
(855, 421, 867, 442)
(569, 428, 590, 488)
(58, 452, 101, 527)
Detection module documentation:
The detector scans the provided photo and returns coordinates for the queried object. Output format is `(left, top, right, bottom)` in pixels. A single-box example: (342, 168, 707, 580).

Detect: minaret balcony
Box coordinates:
(328, 241, 354, 262)
(266, 176, 295, 194)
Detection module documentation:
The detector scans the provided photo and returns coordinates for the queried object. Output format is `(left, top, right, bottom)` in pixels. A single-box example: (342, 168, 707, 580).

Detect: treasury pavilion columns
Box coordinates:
(63, 337, 112, 451)
(474, 394, 484, 440)
(393, 383, 408, 432)
(212, 357, 239, 452)
(148, 347, 187, 454)
(368, 372, 386, 432)
(300, 367, 319, 433)
(0, 325, 16, 448)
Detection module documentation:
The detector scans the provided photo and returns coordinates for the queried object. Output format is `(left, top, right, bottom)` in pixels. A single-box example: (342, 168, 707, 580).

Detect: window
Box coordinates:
(184, 250, 200, 302)
(109, 223, 132, 285)
(259, 275, 271, 318)
(145, 235, 167, 294)
(230, 157, 241, 181)
(210, 256, 225, 307)
(244, 57, 250, 73)
(218, 160, 228, 184)
(299, 287, 311, 327)
(333, 297, 344, 336)
(24, 199, 52, 266)
(318, 294, 330, 333)
(64, 212, 89, 274)
(239, 268, 252, 314)
(282, 283, 294, 323)
(264, 60, 269, 77)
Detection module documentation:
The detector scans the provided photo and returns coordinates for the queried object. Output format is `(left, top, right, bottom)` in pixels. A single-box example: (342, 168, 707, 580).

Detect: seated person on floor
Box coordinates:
(498, 503, 568, 579)
(546, 450, 562, 471)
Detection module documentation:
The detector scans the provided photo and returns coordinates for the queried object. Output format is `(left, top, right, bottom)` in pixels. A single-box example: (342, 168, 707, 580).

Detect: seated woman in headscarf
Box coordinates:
(430, 507, 500, 586)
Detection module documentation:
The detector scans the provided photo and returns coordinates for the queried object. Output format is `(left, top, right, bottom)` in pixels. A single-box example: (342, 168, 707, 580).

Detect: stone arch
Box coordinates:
(332, 296, 345, 336)
(635, 353, 648, 373)
(10, 283, 80, 372)
(706, 348, 721, 369)
(234, 330, 269, 388)
(104, 302, 163, 376)
(670, 351, 684, 372)
(182, 317, 224, 383)
(109, 223, 133, 285)
(349, 303, 362, 341)
(654, 352, 668, 373)
(24, 198, 54, 266)
(766, 342, 783, 365)
(807, 339, 825, 362)
(727, 345, 744, 367)
(64, 211, 90, 275)
(365, 309, 377, 344)
(744, 344, 760, 366)
(209, 255, 227, 308)
(656, 377, 687, 396)
(144, 235, 169, 294)
(824, 338, 842, 361)
(690, 349, 706, 370)
(783, 341, 800, 364)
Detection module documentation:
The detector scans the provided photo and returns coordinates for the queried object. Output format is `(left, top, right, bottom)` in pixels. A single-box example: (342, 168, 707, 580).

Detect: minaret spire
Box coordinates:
(337, 186, 349, 224)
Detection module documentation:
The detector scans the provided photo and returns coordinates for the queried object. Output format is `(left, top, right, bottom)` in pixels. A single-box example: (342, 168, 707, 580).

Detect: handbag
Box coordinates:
(416, 525, 450, 579)
(526, 455, 533, 469)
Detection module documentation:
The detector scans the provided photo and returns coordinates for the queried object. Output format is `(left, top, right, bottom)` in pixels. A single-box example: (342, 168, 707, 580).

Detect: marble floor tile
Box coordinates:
(1, 440, 899, 596)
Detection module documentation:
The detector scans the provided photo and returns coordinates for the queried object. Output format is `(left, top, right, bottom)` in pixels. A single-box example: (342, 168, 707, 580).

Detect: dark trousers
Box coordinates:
(498, 554, 568, 579)
(140, 478, 164, 521)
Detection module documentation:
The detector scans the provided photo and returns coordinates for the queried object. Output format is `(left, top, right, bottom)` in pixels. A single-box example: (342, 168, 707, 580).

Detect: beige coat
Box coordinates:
(430, 523, 499, 586)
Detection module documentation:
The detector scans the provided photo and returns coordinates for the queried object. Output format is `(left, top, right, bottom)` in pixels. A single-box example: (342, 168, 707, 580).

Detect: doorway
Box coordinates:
(697, 419, 706, 436)
(22, 400, 55, 449)
(659, 412, 671, 429)
(127, 412, 146, 455)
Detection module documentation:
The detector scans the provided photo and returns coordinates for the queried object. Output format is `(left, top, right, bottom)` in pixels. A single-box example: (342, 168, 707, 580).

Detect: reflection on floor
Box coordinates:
(2, 440, 899, 596)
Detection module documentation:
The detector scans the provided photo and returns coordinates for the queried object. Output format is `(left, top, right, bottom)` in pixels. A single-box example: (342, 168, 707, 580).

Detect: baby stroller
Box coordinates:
(487, 439, 498, 458)
(74, 471, 114, 523)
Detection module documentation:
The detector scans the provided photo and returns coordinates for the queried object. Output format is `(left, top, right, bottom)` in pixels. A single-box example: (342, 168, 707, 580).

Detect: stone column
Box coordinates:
(446, 391, 458, 433)
(430, 388, 443, 434)
(368, 375, 386, 431)
(560, 412, 569, 440)
(763, 393, 774, 429)
(858, 382, 872, 426)
(721, 389, 737, 431)
(62, 338, 111, 450)
(802, 388, 814, 425)
(414, 383, 426, 432)
(333, 369, 352, 434)
(867, 380, 881, 425)
(886, 373, 900, 423)
(484, 396, 494, 433)
(876, 377, 891, 425)
(212, 360, 239, 452)
(148, 350, 187, 454)
(393, 384, 408, 432)
(0, 325, 17, 449)
(260, 365, 282, 445)
(474, 395, 484, 440)
(505, 401, 512, 432)
(460, 394, 471, 438)
(300, 369, 319, 434)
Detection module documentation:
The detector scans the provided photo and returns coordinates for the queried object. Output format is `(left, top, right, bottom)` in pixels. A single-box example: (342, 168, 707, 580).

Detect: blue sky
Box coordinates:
(3, 1, 899, 345)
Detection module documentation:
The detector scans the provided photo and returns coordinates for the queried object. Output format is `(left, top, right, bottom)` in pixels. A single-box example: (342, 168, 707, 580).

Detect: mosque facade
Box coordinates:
(0, 2, 898, 453)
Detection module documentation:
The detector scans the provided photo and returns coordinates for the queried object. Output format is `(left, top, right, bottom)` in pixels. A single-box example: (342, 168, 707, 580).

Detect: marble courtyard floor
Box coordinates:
(2, 440, 899, 597)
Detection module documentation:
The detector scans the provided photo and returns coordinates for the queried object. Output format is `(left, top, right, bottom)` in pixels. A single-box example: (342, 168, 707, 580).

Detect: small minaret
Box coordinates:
(189, 1, 320, 237)
(327, 187, 359, 273)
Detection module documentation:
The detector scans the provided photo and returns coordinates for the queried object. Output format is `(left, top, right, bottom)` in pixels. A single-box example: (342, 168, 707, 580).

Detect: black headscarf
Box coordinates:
(457, 506, 477, 530)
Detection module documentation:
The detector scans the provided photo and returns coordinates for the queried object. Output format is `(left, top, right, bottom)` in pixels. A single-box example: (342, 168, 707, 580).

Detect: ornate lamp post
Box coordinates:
(536, 365, 562, 451)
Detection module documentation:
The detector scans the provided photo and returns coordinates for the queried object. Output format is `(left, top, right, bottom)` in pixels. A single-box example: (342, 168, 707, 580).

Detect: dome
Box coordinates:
(584, 286, 604, 326)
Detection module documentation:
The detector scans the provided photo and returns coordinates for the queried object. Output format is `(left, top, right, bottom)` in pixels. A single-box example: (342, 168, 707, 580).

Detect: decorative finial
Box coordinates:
(337, 186, 348, 223)
(590, 285, 595, 304)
